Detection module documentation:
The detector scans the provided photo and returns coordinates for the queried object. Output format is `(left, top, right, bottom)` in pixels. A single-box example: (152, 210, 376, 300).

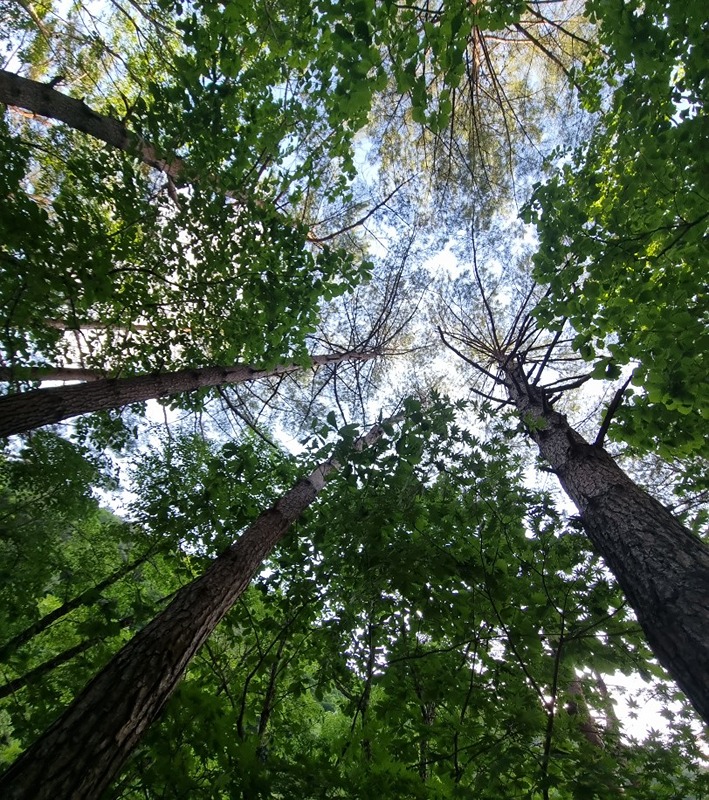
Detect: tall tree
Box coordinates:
(0, 414, 397, 798)
(0, 0, 382, 383)
(0, 351, 378, 438)
(1, 1, 707, 796)
(439, 284, 709, 724)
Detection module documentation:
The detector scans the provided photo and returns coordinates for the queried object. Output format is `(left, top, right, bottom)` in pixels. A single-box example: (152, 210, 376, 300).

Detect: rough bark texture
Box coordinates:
(0, 69, 184, 177)
(503, 361, 709, 724)
(0, 420, 387, 799)
(0, 352, 376, 438)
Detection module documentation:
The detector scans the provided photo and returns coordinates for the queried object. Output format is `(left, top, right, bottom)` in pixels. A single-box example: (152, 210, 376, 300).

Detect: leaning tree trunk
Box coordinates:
(0, 366, 106, 383)
(0, 421, 389, 799)
(0, 351, 376, 438)
(502, 360, 709, 724)
(0, 69, 186, 179)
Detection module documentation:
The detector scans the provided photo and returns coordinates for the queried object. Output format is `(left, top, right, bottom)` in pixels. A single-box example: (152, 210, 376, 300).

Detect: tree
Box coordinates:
(489, 0, 709, 717)
(0, 351, 379, 438)
(1, 0, 708, 796)
(0, 0, 380, 384)
(439, 274, 709, 724)
(0, 412, 398, 798)
(0, 69, 185, 176)
(500, 353, 709, 723)
(525, 0, 708, 461)
(417, 0, 709, 726)
(4, 407, 707, 797)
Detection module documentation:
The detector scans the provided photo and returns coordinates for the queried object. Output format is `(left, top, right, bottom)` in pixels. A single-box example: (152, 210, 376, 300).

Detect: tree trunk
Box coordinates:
(257, 635, 287, 743)
(0, 69, 185, 179)
(566, 679, 605, 749)
(0, 351, 376, 438)
(0, 420, 389, 799)
(502, 360, 709, 724)
(0, 549, 151, 659)
(0, 70, 363, 243)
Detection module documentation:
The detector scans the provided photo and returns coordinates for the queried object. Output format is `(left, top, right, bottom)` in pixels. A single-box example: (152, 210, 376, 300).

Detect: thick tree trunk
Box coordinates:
(0, 421, 389, 799)
(503, 361, 709, 724)
(0, 352, 375, 438)
(0, 69, 185, 179)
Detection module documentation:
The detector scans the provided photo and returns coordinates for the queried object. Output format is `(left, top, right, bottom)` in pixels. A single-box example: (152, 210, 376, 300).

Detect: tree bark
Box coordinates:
(566, 679, 604, 749)
(502, 360, 709, 724)
(0, 420, 390, 799)
(0, 69, 185, 179)
(0, 351, 376, 438)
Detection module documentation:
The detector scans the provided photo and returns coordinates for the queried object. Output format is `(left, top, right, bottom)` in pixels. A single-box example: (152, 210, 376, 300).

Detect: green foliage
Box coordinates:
(0, 433, 107, 620)
(0, 0, 379, 401)
(0, 2, 707, 797)
(0, 434, 175, 758)
(0, 115, 364, 376)
(114, 414, 709, 796)
(526, 0, 708, 458)
(130, 432, 299, 554)
(1, 411, 705, 797)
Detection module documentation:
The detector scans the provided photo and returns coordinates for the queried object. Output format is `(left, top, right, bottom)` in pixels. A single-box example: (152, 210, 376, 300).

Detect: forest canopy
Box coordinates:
(0, 1, 707, 798)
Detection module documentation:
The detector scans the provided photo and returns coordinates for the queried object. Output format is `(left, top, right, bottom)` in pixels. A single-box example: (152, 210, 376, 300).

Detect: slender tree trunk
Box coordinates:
(0, 550, 151, 659)
(502, 360, 709, 724)
(0, 615, 135, 700)
(0, 351, 376, 438)
(0, 420, 389, 799)
(0, 640, 96, 701)
(0, 69, 185, 179)
(257, 635, 287, 743)
(0, 70, 370, 243)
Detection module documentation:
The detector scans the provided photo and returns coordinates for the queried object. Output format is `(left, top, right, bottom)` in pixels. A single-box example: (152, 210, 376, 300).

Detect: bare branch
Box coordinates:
(540, 373, 592, 393)
(594, 376, 632, 448)
(309, 177, 416, 243)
